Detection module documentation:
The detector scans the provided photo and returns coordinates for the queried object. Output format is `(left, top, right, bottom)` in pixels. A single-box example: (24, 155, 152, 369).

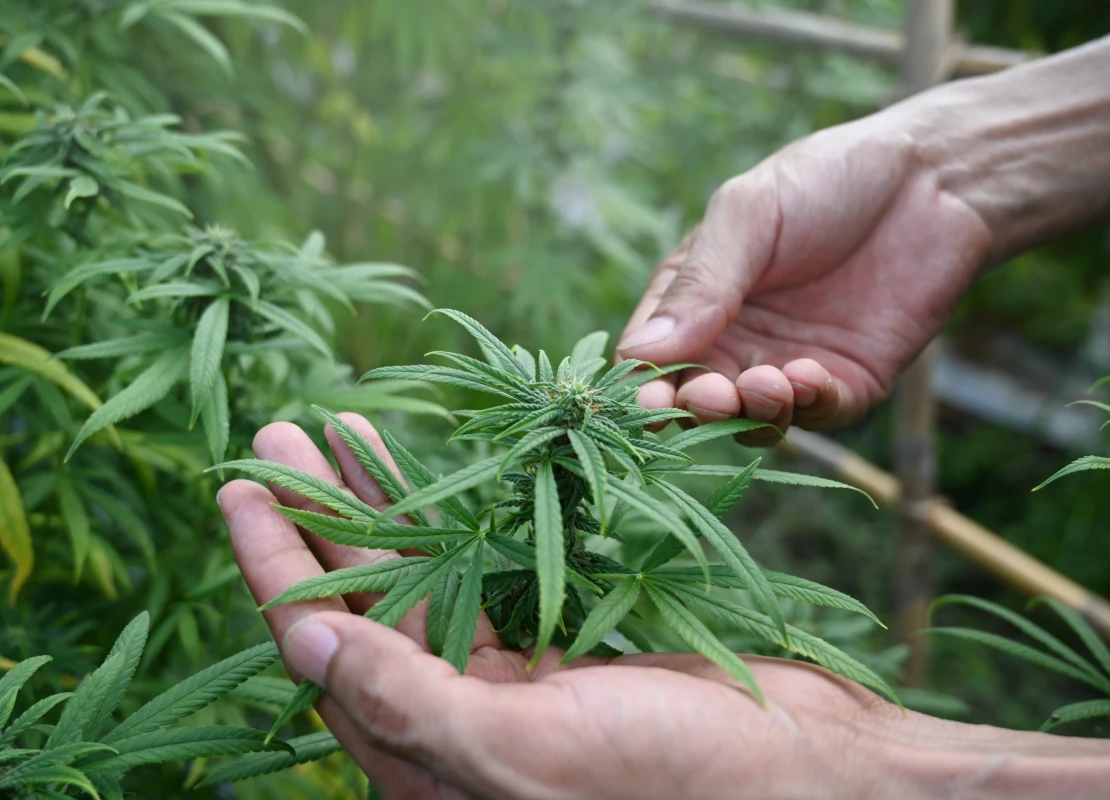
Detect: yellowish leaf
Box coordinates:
(0, 455, 32, 604)
(0, 332, 120, 448)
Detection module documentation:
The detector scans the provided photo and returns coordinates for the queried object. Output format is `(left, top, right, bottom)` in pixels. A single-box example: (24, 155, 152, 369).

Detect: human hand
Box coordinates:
(217, 413, 1110, 799)
(617, 112, 993, 444)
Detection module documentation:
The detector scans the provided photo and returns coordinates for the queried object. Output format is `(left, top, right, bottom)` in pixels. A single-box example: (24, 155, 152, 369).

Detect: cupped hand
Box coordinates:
(618, 111, 993, 444)
(218, 413, 931, 799)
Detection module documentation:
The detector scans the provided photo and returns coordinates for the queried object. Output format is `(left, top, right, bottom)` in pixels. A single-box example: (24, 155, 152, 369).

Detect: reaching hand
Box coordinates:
(217, 413, 1108, 799)
(617, 112, 993, 444)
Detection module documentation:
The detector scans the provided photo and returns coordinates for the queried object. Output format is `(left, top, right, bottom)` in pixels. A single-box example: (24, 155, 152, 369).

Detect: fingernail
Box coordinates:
(283, 619, 340, 687)
(688, 404, 733, 421)
(790, 381, 817, 408)
(739, 390, 783, 420)
(215, 486, 227, 510)
(618, 316, 675, 353)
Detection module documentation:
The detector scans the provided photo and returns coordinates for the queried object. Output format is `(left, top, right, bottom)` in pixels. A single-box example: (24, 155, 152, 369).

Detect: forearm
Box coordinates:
(892, 34, 1110, 264)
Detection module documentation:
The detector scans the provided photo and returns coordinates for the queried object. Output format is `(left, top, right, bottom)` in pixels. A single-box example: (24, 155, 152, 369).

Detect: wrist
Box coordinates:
(889, 35, 1110, 264)
(871, 713, 1110, 799)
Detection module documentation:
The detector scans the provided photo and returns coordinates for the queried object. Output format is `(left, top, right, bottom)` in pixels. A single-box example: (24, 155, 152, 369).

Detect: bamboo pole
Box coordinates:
(782, 429, 1110, 640)
(650, 1, 1037, 78)
(891, 0, 953, 689)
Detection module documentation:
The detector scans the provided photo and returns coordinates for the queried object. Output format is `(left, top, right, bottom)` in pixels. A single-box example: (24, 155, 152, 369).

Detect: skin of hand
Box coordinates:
(219, 413, 1110, 800)
(618, 35, 1110, 446)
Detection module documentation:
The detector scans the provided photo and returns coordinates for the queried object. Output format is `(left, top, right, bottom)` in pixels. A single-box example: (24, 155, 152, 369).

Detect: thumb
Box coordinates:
(283, 611, 513, 795)
(617, 173, 780, 364)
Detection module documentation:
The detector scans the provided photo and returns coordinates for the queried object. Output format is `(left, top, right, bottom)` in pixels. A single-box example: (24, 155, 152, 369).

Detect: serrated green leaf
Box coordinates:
(427, 351, 536, 401)
(529, 462, 565, 668)
(485, 534, 601, 595)
(362, 364, 515, 399)
(254, 300, 331, 358)
(197, 730, 341, 786)
(1032, 597, 1110, 678)
(427, 567, 461, 657)
(265, 680, 323, 744)
(498, 427, 564, 476)
(925, 627, 1110, 694)
(605, 362, 705, 396)
(1033, 456, 1110, 491)
(56, 332, 187, 360)
(753, 470, 876, 507)
(592, 358, 646, 390)
(703, 459, 760, 518)
(368, 544, 474, 629)
(57, 477, 90, 582)
(655, 480, 787, 642)
(652, 567, 884, 627)
(105, 642, 278, 742)
(88, 613, 149, 739)
(0, 764, 100, 797)
(568, 430, 607, 531)
(0, 693, 72, 748)
(0, 656, 51, 730)
(228, 676, 297, 710)
(614, 407, 694, 430)
(214, 460, 377, 522)
(665, 582, 899, 705)
(45, 259, 155, 317)
(666, 419, 777, 450)
(643, 583, 763, 703)
(261, 557, 431, 609)
(158, 10, 231, 74)
(605, 476, 709, 582)
(190, 297, 229, 425)
(375, 456, 500, 528)
(538, 350, 554, 383)
(200, 371, 230, 463)
(379, 430, 481, 529)
(46, 653, 125, 748)
(82, 726, 284, 772)
(67, 348, 189, 460)
(493, 407, 563, 441)
(511, 345, 537, 380)
(442, 550, 485, 673)
(64, 175, 98, 209)
(312, 406, 428, 526)
(276, 506, 468, 551)
(118, 179, 192, 216)
(562, 578, 640, 663)
(929, 595, 1107, 690)
(1041, 699, 1110, 732)
(427, 309, 528, 379)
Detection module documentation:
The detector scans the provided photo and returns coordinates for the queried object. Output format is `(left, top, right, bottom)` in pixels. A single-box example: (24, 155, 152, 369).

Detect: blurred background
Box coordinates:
(3, 0, 1110, 796)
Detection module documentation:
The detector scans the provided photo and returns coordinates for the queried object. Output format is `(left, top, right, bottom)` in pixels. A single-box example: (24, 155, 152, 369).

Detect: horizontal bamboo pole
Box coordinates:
(651, 1, 1038, 78)
(782, 428, 1110, 638)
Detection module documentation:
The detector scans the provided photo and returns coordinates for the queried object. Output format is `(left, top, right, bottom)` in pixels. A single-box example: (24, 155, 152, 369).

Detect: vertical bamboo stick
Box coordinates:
(893, 0, 953, 688)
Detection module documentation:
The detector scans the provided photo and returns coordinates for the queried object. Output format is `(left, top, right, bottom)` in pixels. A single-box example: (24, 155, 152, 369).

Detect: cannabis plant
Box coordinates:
(0, 611, 298, 799)
(220, 309, 897, 734)
(929, 375, 1110, 733)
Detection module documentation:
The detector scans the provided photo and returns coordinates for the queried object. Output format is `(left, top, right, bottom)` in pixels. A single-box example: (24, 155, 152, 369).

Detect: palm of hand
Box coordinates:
(221, 414, 890, 800)
(625, 119, 993, 436)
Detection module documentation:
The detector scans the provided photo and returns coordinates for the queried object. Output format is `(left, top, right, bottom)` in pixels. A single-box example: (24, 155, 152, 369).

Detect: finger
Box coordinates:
(781, 358, 855, 430)
(617, 173, 779, 364)
(617, 228, 699, 356)
(252, 422, 429, 641)
(218, 480, 348, 656)
(283, 611, 557, 799)
(734, 365, 794, 447)
(324, 413, 499, 652)
(218, 481, 438, 796)
(253, 421, 400, 573)
(675, 372, 740, 424)
(636, 377, 678, 432)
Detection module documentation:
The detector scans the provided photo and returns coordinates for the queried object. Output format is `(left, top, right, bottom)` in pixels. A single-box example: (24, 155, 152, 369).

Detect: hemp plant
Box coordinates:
(221, 309, 897, 736)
